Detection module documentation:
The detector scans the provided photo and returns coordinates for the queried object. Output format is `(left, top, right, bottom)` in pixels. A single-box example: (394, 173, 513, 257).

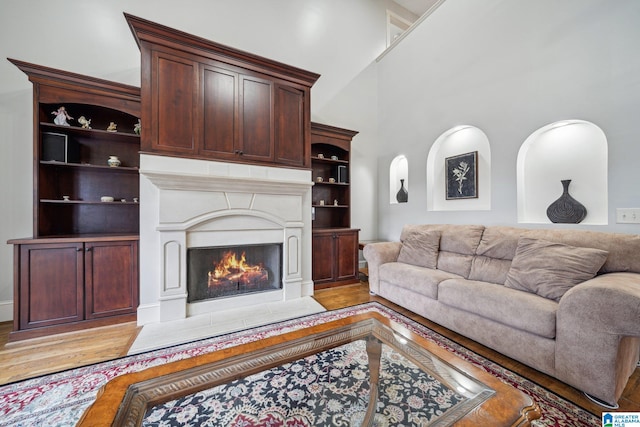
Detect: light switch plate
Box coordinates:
(616, 208, 640, 224)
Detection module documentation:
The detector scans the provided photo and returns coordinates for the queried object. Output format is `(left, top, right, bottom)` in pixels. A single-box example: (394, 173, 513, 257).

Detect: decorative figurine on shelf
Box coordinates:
(51, 106, 73, 126)
(78, 116, 92, 129)
(107, 155, 121, 167)
(106, 122, 117, 132)
(134, 119, 141, 135)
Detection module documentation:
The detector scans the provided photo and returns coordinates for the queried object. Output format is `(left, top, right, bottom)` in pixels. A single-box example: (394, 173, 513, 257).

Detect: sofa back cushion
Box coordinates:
(470, 226, 640, 282)
(397, 229, 441, 269)
(400, 224, 484, 278)
(519, 229, 640, 274)
(469, 226, 523, 284)
(504, 237, 609, 301)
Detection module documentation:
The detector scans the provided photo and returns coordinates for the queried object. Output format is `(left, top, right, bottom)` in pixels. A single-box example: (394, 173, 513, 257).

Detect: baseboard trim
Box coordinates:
(0, 300, 12, 322)
(136, 303, 160, 326)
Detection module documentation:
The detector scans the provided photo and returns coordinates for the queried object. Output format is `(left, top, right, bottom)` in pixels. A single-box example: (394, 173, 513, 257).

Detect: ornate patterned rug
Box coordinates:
(0, 302, 599, 426)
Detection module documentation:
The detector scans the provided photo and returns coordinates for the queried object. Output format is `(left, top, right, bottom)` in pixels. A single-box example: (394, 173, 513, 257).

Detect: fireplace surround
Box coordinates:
(138, 154, 314, 324)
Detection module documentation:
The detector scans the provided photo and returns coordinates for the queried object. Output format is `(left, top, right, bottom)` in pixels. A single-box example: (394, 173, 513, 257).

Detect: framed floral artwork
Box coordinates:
(445, 151, 478, 199)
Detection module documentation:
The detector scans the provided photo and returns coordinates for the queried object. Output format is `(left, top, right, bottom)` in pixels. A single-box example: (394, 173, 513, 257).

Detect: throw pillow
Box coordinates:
(397, 229, 441, 269)
(504, 237, 608, 302)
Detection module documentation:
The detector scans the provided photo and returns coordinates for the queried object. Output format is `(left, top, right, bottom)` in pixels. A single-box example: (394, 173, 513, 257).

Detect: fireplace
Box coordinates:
(188, 244, 283, 302)
(137, 154, 314, 324)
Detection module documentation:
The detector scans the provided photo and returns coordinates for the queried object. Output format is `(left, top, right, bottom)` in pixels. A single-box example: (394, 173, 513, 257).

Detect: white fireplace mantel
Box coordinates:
(137, 154, 314, 324)
(141, 171, 313, 195)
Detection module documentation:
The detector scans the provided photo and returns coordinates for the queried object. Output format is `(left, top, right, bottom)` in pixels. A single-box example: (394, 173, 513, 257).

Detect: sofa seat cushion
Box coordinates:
(379, 262, 462, 299)
(438, 278, 558, 339)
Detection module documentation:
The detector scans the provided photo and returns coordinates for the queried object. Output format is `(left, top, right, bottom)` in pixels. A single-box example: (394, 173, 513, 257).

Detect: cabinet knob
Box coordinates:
(85, 247, 92, 252)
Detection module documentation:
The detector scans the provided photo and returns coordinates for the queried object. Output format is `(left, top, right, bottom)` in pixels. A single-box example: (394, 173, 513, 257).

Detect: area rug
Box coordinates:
(0, 302, 600, 426)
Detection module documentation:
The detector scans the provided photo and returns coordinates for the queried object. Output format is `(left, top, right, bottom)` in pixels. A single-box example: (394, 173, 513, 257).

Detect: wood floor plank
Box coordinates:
(0, 282, 638, 417)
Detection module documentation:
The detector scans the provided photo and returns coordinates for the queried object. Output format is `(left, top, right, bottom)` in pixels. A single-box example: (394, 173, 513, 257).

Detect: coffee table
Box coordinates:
(79, 311, 540, 426)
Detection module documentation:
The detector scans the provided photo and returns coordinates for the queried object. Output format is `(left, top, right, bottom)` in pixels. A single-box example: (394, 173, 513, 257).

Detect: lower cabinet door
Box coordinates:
(312, 232, 335, 285)
(85, 240, 139, 319)
(312, 228, 359, 287)
(334, 230, 359, 281)
(19, 242, 84, 329)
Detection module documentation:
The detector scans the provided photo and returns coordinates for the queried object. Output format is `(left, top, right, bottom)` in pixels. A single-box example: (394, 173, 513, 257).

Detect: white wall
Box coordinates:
(0, 0, 390, 321)
(371, 0, 640, 240)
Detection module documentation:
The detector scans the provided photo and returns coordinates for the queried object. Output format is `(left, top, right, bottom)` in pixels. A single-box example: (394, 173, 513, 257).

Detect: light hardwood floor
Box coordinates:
(1, 282, 638, 417)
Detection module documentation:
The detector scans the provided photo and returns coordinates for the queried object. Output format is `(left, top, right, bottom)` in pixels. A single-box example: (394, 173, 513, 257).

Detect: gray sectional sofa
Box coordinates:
(363, 224, 640, 407)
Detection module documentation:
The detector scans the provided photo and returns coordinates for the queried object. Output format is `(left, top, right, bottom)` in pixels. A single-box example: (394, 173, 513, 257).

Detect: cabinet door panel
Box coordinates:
(85, 241, 138, 319)
(152, 52, 197, 153)
(335, 231, 359, 281)
(202, 65, 237, 158)
(312, 233, 335, 284)
(240, 75, 273, 161)
(19, 243, 83, 329)
(275, 84, 306, 167)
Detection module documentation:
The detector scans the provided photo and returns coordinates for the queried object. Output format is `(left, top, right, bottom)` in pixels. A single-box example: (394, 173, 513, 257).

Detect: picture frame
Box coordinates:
(445, 151, 478, 200)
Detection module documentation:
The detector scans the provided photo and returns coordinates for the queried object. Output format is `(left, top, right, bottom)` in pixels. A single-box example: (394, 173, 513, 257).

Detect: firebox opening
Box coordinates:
(187, 243, 283, 303)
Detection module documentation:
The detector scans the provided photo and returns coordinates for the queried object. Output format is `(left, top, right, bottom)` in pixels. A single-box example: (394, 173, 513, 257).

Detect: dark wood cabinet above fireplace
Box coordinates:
(125, 13, 320, 169)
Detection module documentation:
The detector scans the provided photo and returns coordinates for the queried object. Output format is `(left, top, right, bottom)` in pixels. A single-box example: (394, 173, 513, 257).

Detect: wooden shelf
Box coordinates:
(312, 156, 349, 164)
(314, 181, 349, 187)
(40, 122, 140, 142)
(41, 199, 140, 205)
(40, 161, 139, 172)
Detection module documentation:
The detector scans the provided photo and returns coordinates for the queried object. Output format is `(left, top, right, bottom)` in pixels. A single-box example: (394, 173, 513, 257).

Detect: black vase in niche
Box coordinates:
(546, 179, 587, 223)
(396, 179, 408, 203)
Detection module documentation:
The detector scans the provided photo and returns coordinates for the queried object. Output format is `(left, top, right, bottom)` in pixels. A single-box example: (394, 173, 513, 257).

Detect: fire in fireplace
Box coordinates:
(187, 243, 283, 303)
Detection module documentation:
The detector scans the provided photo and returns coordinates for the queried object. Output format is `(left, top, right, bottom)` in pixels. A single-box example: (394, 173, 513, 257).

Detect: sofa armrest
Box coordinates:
(559, 272, 640, 336)
(363, 242, 402, 294)
(555, 272, 640, 404)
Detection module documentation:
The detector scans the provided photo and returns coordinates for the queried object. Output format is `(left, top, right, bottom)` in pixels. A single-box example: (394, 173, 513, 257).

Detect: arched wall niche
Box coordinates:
(517, 120, 608, 225)
(427, 125, 491, 211)
(389, 155, 408, 204)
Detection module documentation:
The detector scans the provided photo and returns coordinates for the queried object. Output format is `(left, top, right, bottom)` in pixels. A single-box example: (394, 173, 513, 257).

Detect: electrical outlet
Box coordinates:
(616, 208, 640, 224)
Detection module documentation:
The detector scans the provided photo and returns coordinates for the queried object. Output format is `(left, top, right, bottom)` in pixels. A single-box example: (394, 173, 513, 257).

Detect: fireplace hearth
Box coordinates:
(188, 244, 283, 303)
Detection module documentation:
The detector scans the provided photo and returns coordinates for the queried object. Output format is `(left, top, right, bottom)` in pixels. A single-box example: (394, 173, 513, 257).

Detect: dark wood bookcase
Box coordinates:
(7, 59, 141, 339)
(311, 122, 360, 289)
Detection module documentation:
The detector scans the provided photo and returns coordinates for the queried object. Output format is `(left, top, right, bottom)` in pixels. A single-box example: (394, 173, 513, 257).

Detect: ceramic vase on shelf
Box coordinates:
(396, 179, 408, 203)
(107, 155, 121, 167)
(546, 179, 587, 223)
